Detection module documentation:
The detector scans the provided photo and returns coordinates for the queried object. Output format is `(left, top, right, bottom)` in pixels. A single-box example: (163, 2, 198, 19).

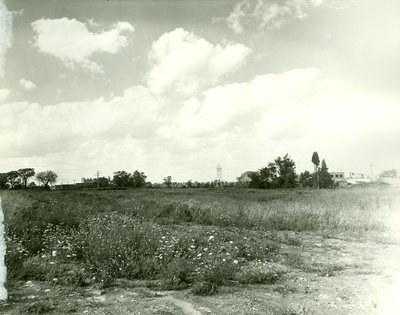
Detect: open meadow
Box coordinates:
(1, 186, 400, 314)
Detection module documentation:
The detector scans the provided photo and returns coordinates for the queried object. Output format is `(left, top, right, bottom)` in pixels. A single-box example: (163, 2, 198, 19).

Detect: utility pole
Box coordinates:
(96, 171, 100, 189)
(370, 164, 374, 182)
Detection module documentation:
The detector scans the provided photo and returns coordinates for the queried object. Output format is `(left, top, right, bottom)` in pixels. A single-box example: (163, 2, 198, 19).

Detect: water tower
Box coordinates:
(216, 164, 223, 181)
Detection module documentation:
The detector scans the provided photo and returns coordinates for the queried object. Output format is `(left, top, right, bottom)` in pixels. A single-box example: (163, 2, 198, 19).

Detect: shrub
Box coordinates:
(21, 256, 88, 286)
(162, 258, 194, 289)
(5, 235, 29, 279)
(23, 299, 55, 314)
(21, 256, 48, 281)
(191, 281, 218, 296)
(236, 261, 284, 284)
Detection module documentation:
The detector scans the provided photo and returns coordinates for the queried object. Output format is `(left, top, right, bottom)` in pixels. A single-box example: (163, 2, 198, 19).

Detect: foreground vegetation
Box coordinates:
(1, 187, 398, 299)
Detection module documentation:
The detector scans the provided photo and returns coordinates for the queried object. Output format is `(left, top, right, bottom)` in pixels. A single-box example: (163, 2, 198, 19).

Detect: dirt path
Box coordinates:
(161, 295, 203, 315)
(363, 243, 400, 315)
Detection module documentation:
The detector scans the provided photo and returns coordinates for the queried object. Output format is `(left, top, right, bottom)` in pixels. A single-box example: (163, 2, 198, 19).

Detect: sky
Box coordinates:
(0, 0, 400, 183)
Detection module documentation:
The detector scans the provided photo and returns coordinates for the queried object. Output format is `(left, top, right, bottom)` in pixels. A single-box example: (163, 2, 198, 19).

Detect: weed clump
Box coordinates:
(191, 281, 218, 296)
(2, 186, 397, 291)
(23, 299, 55, 314)
(236, 261, 284, 284)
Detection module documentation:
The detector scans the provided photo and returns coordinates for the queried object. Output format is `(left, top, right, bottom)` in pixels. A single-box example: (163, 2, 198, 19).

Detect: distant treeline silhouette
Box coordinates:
(0, 152, 338, 190)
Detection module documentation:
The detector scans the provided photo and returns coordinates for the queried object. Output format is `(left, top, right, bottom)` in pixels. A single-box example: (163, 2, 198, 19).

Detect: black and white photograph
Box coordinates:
(0, 0, 400, 314)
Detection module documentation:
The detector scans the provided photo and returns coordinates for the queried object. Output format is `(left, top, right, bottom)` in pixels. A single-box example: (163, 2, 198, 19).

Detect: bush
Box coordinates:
(23, 300, 55, 314)
(5, 235, 29, 279)
(21, 256, 48, 281)
(162, 258, 194, 289)
(191, 281, 218, 296)
(236, 261, 284, 284)
(21, 256, 88, 286)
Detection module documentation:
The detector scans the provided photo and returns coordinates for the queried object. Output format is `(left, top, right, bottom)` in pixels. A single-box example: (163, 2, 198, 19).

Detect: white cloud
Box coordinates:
(0, 85, 162, 159)
(31, 18, 134, 74)
(147, 28, 251, 95)
(1, 65, 399, 181)
(19, 78, 37, 91)
(176, 68, 320, 135)
(0, 88, 10, 102)
(0, 0, 13, 77)
(225, 0, 347, 33)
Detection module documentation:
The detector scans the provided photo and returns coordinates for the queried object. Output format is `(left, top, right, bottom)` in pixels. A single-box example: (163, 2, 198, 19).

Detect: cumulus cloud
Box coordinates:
(1, 64, 398, 181)
(147, 28, 251, 95)
(176, 68, 320, 135)
(0, 0, 13, 77)
(31, 18, 134, 74)
(19, 78, 37, 91)
(0, 85, 162, 158)
(224, 0, 346, 33)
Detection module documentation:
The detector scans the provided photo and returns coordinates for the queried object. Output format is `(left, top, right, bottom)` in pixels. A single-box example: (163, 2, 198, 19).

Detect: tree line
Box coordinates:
(0, 169, 57, 190)
(0, 153, 334, 190)
(4, 151, 392, 191)
(237, 152, 335, 189)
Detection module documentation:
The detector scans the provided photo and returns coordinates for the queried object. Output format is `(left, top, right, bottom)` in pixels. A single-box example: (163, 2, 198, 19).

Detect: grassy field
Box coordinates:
(1, 186, 399, 314)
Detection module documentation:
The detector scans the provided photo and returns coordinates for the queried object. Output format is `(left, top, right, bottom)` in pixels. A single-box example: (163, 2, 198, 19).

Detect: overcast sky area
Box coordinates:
(0, 0, 400, 183)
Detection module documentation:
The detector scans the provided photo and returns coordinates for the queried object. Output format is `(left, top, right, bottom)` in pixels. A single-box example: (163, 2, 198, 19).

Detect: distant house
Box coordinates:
(328, 172, 347, 186)
(329, 172, 345, 181)
(82, 178, 95, 184)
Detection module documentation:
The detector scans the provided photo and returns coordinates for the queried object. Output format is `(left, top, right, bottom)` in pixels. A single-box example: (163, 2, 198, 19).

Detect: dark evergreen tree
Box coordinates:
(311, 151, 320, 188)
(311, 151, 320, 170)
(319, 159, 334, 188)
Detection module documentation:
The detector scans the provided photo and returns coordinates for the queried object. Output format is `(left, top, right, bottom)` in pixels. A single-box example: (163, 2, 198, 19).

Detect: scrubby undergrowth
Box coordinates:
(1, 187, 398, 294)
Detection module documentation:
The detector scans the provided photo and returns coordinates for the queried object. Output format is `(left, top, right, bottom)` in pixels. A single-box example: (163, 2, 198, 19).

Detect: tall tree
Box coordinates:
(112, 171, 131, 187)
(248, 171, 262, 188)
(18, 168, 35, 188)
(163, 176, 172, 188)
(97, 177, 112, 187)
(311, 152, 320, 170)
(258, 163, 278, 188)
(274, 154, 297, 188)
(319, 159, 334, 189)
(311, 151, 320, 188)
(236, 171, 252, 187)
(299, 171, 314, 188)
(36, 170, 58, 188)
(131, 170, 147, 188)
